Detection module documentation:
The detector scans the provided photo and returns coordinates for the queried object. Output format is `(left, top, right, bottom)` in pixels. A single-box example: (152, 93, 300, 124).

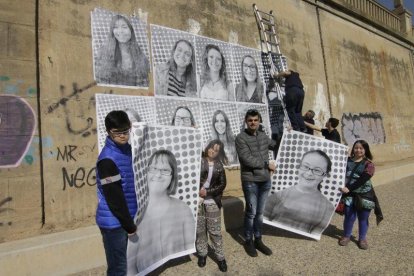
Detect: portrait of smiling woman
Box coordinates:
(210, 110, 238, 165)
(264, 150, 335, 236)
(127, 149, 196, 274)
(235, 55, 265, 104)
(199, 44, 234, 101)
(95, 14, 150, 87)
(155, 39, 197, 97)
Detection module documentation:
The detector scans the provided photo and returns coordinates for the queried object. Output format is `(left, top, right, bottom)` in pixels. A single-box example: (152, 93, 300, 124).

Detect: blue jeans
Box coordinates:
(242, 180, 271, 240)
(343, 205, 371, 241)
(100, 227, 128, 276)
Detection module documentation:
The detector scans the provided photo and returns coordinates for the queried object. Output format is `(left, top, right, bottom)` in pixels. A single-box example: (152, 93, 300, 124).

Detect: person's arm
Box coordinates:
(98, 159, 137, 234)
(235, 134, 267, 169)
(347, 161, 375, 191)
(205, 163, 226, 197)
(304, 121, 322, 132)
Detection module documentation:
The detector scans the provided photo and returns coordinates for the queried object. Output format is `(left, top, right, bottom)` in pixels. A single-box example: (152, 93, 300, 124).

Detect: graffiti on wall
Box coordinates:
(341, 112, 385, 146)
(56, 144, 97, 190)
(0, 95, 36, 168)
(0, 196, 13, 227)
(47, 81, 100, 138)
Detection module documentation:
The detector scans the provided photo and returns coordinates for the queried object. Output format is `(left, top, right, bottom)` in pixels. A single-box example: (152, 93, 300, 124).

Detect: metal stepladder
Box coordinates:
(253, 4, 291, 130)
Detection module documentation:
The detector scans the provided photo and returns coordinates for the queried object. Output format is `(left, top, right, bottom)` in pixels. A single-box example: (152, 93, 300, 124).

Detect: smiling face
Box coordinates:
(207, 143, 221, 160)
(174, 108, 192, 127)
(207, 48, 223, 73)
(243, 56, 257, 83)
(113, 18, 132, 43)
(245, 115, 260, 133)
(173, 41, 192, 69)
(352, 142, 366, 160)
(147, 155, 173, 196)
(298, 152, 328, 191)
(214, 113, 226, 135)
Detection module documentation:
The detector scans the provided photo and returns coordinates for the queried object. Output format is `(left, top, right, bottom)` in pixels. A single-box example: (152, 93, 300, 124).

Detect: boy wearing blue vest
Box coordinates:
(96, 110, 137, 276)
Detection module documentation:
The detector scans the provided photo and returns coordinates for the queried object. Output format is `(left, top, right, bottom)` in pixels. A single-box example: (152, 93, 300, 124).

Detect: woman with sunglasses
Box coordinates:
(264, 150, 335, 235)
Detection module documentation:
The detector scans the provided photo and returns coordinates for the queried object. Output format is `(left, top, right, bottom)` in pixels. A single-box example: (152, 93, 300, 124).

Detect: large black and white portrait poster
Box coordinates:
(95, 93, 156, 152)
(127, 123, 201, 275)
(231, 45, 267, 104)
(151, 25, 198, 98)
(199, 101, 239, 165)
(195, 36, 235, 101)
(91, 8, 150, 88)
(263, 131, 348, 240)
(155, 96, 201, 128)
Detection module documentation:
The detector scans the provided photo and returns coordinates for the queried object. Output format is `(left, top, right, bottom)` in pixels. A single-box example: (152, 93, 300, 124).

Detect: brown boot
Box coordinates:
(338, 236, 350, 246)
(358, 240, 368, 250)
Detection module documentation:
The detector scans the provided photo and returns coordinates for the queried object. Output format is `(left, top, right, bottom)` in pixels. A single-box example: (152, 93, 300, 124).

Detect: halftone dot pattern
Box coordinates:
(195, 36, 234, 92)
(150, 25, 196, 65)
(230, 45, 266, 98)
(270, 130, 348, 205)
(131, 123, 202, 221)
(95, 94, 156, 152)
(261, 52, 288, 91)
(91, 7, 150, 61)
(199, 101, 239, 145)
(155, 97, 201, 127)
(268, 97, 285, 130)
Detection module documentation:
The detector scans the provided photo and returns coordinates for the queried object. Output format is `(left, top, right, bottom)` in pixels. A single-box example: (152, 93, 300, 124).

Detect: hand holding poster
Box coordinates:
(127, 123, 201, 275)
(264, 131, 348, 240)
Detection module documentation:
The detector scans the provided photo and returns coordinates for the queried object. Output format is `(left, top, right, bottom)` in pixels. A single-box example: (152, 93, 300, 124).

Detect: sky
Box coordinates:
(376, 0, 414, 24)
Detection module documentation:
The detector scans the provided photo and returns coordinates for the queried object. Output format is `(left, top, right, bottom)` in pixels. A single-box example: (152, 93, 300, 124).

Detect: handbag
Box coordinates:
(335, 200, 345, 215)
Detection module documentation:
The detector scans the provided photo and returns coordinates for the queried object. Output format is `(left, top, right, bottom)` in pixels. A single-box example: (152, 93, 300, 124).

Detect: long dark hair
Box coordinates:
(351, 139, 373, 160)
(203, 139, 229, 166)
(97, 14, 149, 83)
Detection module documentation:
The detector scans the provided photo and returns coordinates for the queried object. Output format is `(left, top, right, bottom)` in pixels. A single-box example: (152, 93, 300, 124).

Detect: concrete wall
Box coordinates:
(0, 0, 413, 242)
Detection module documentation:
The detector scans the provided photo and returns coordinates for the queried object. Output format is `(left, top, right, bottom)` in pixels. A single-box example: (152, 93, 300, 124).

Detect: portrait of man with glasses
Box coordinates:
(263, 149, 335, 237)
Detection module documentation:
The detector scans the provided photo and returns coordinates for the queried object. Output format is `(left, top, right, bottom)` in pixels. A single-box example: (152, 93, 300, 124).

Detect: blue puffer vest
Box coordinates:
(95, 137, 137, 229)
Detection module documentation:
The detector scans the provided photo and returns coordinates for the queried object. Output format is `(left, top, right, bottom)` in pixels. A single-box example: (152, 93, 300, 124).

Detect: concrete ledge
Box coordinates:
(372, 161, 414, 186)
(1, 161, 413, 275)
(0, 226, 105, 276)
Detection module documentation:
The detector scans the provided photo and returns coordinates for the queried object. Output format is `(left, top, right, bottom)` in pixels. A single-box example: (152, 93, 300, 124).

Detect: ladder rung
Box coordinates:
(260, 18, 274, 26)
(261, 40, 279, 47)
(257, 10, 273, 17)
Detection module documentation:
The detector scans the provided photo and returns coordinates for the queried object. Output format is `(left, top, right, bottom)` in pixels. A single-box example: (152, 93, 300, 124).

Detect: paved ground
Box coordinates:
(75, 176, 414, 276)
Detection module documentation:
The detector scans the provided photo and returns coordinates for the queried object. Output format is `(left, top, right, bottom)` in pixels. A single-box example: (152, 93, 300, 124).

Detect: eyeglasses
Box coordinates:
(175, 116, 192, 124)
(109, 128, 131, 137)
(299, 165, 326, 176)
(243, 63, 257, 71)
(148, 167, 172, 176)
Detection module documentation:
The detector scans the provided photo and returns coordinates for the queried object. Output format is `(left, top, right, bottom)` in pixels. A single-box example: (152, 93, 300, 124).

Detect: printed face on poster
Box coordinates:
(264, 131, 348, 240)
(91, 8, 150, 88)
(127, 123, 201, 276)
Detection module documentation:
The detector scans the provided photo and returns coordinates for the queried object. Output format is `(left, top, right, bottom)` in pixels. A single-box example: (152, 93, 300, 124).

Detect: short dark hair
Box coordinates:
(147, 149, 178, 195)
(105, 110, 131, 131)
(244, 109, 262, 122)
(328, 118, 339, 128)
